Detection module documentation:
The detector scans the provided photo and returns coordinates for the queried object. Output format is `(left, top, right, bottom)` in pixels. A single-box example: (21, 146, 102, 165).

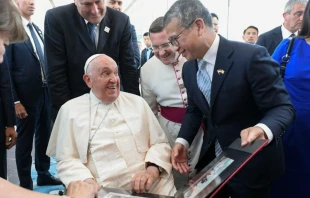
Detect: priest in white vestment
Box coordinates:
(141, 17, 203, 189)
(46, 54, 176, 196)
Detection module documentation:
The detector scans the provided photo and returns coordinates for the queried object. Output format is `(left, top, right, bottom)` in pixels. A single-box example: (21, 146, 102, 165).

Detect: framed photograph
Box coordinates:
(179, 156, 234, 198)
(175, 138, 268, 198)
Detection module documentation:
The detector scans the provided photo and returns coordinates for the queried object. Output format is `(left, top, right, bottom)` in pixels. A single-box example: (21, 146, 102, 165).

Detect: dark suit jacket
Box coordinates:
(256, 25, 282, 55)
(44, 4, 139, 113)
(0, 55, 16, 139)
(180, 36, 295, 188)
(0, 55, 15, 178)
(4, 23, 45, 108)
(140, 47, 154, 67)
(131, 24, 140, 69)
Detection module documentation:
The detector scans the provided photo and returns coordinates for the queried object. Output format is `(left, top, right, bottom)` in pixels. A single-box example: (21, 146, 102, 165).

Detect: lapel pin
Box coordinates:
(104, 26, 110, 33)
(217, 69, 225, 75)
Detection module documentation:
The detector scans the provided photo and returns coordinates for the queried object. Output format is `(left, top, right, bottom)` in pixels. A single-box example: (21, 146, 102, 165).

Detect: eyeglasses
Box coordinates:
(152, 42, 173, 52)
(169, 20, 195, 46)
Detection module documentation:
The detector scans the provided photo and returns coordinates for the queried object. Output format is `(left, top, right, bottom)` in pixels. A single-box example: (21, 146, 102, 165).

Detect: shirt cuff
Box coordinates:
(175, 138, 190, 149)
(14, 101, 20, 104)
(255, 123, 273, 144)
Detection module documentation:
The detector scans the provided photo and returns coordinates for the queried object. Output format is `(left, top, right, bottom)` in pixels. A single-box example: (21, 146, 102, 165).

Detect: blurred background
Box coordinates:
(34, 0, 286, 50)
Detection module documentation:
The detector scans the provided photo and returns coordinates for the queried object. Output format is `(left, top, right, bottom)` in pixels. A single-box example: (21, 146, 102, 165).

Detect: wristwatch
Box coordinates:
(147, 163, 163, 175)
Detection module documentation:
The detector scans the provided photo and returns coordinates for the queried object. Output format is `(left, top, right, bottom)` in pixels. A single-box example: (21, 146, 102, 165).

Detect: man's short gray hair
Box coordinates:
(163, 0, 213, 29)
(284, 0, 308, 13)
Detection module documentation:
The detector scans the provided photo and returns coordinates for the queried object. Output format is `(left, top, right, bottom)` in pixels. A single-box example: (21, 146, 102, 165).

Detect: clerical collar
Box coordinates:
(89, 91, 113, 106)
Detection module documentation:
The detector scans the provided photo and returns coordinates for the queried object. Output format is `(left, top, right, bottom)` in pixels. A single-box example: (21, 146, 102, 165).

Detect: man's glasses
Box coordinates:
(152, 42, 173, 52)
(169, 20, 195, 46)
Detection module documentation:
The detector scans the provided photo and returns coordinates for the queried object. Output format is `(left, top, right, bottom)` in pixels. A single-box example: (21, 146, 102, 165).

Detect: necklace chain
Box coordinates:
(88, 94, 113, 153)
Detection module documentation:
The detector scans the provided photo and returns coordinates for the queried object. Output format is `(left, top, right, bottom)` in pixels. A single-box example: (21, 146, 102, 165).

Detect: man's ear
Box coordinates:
(83, 74, 92, 88)
(195, 18, 205, 36)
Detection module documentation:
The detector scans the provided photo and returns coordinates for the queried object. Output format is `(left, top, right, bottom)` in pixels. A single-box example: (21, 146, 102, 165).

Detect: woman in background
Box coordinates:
(271, 1, 310, 198)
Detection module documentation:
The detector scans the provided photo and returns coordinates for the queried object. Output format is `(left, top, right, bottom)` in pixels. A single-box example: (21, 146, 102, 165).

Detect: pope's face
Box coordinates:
(85, 57, 120, 103)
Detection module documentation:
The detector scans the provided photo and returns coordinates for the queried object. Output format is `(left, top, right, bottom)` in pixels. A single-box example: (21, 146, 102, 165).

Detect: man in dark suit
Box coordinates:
(0, 56, 18, 179)
(45, 0, 139, 120)
(164, 0, 295, 197)
(107, 0, 140, 69)
(4, 0, 61, 190)
(140, 32, 154, 67)
(256, 0, 306, 55)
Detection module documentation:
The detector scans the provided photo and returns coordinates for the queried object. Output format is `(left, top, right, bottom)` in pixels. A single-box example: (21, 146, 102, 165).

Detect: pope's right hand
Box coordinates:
(66, 180, 98, 198)
(172, 142, 189, 174)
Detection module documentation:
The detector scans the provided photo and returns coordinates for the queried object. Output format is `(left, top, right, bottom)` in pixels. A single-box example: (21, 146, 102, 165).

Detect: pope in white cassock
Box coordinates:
(46, 54, 176, 196)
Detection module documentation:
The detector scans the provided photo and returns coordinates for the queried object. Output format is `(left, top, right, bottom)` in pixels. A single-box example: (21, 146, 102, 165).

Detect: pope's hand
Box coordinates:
(240, 126, 267, 147)
(131, 166, 159, 193)
(84, 178, 101, 192)
(171, 142, 189, 174)
(66, 180, 98, 198)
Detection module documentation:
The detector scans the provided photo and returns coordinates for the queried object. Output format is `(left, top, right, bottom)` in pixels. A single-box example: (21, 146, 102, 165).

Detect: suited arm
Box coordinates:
(247, 46, 295, 144)
(4, 45, 20, 103)
(44, 10, 71, 111)
(119, 17, 140, 95)
(131, 25, 140, 69)
(0, 55, 16, 127)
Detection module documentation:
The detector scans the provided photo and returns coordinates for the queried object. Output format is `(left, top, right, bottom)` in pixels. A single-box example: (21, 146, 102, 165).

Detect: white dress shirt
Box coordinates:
(281, 24, 298, 39)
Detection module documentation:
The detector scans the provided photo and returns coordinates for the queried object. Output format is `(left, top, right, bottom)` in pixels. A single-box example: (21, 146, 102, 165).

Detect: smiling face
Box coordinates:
(165, 18, 208, 61)
(83, 55, 120, 103)
(75, 0, 106, 24)
(150, 30, 177, 65)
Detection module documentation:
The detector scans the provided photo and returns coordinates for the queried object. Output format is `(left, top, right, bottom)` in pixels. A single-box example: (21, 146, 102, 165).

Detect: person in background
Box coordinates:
(256, 0, 307, 55)
(4, 0, 62, 190)
(242, 25, 259, 44)
(211, 13, 219, 33)
(107, 0, 140, 69)
(0, 1, 96, 198)
(271, 1, 310, 197)
(44, 0, 140, 121)
(140, 32, 154, 67)
(0, 0, 26, 180)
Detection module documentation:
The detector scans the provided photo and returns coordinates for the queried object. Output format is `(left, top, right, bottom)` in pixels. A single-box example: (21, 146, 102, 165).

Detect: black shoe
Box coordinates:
(37, 175, 62, 186)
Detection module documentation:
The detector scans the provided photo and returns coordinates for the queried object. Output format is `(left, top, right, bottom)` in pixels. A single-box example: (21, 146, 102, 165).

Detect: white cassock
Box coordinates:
(141, 56, 204, 188)
(46, 92, 176, 196)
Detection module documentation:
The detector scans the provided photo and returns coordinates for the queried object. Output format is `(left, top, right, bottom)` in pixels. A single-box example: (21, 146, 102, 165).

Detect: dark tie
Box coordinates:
(87, 22, 96, 43)
(289, 33, 296, 38)
(27, 23, 44, 64)
(28, 23, 46, 83)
